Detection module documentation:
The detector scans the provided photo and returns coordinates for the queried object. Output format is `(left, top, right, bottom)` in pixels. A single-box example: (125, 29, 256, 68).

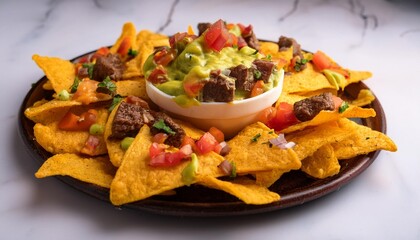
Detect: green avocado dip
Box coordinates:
(144, 20, 280, 107)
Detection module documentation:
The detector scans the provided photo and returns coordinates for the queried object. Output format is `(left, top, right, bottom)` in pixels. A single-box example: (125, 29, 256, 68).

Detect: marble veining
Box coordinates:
(1, 0, 420, 239)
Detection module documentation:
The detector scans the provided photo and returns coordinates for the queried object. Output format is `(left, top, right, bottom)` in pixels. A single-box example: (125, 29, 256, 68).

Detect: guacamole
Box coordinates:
(144, 21, 280, 107)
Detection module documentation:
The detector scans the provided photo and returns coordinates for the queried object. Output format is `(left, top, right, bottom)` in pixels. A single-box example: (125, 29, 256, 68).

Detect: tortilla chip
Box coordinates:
(24, 99, 82, 124)
(301, 144, 340, 179)
(286, 119, 355, 161)
(332, 119, 397, 159)
(351, 89, 376, 107)
(110, 125, 224, 205)
(282, 63, 336, 94)
(34, 108, 109, 155)
(110, 22, 137, 54)
(115, 79, 148, 99)
(103, 101, 125, 167)
(174, 120, 205, 140)
(35, 153, 116, 188)
(32, 54, 75, 94)
(255, 169, 287, 187)
(282, 105, 376, 134)
(197, 176, 280, 205)
(42, 80, 53, 90)
(225, 122, 301, 173)
(347, 70, 372, 85)
(259, 41, 279, 55)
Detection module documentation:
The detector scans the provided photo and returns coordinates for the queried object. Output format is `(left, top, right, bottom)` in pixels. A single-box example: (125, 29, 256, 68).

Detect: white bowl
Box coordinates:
(146, 70, 284, 138)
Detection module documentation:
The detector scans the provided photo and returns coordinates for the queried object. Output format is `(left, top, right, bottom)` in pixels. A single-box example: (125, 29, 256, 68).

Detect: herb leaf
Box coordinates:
(97, 76, 116, 94)
(251, 133, 261, 142)
(108, 94, 123, 112)
(128, 48, 138, 57)
(153, 119, 176, 135)
(339, 101, 349, 113)
(70, 77, 80, 93)
(230, 161, 237, 178)
(82, 63, 95, 79)
(254, 70, 262, 79)
(294, 58, 309, 72)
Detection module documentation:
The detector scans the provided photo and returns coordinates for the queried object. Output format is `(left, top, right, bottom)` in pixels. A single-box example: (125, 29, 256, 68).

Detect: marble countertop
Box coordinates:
(1, 0, 419, 239)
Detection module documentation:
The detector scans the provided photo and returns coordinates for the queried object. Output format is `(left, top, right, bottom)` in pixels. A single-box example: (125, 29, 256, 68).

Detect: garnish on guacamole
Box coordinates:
(144, 19, 280, 106)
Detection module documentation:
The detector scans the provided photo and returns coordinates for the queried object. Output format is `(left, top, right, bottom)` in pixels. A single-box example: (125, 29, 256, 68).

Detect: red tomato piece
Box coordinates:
(153, 48, 176, 66)
(149, 142, 167, 158)
(80, 135, 100, 155)
(181, 136, 199, 153)
(152, 133, 168, 144)
(267, 102, 299, 131)
(196, 132, 218, 155)
(312, 51, 332, 71)
(148, 65, 167, 84)
(204, 19, 230, 52)
(250, 80, 265, 97)
(117, 37, 131, 56)
(57, 109, 97, 131)
(332, 95, 344, 110)
(183, 76, 204, 97)
(208, 127, 224, 143)
(257, 106, 277, 124)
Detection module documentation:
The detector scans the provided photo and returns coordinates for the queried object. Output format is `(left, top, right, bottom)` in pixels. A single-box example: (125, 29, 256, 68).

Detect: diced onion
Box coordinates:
(269, 134, 296, 149)
(218, 159, 233, 175)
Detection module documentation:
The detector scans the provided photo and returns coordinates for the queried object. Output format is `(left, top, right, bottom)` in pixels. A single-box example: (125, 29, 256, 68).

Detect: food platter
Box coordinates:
(19, 50, 386, 217)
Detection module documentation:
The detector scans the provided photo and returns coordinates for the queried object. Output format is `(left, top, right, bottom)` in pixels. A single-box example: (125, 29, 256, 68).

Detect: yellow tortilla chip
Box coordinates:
(332, 119, 397, 159)
(259, 41, 279, 55)
(32, 54, 75, 94)
(286, 119, 355, 161)
(24, 99, 82, 124)
(42, 80, 53, 90)
(351, 89, 376, 107)
(115, 79, 148, 99)
(103, 101, 125, 167)
(282, 105, 376, 134)
(347, 70, 372, 85)
(34, 108, 109, 155)
(282, 63, 336, 94)
(197, 176, 280, 205)
(110, 125, 224, 205)
(225, 122, 301, 173)
(255, 169, 287, 187)
(110, 22, 137, 54)
(35, 153, 116, 188)
(301, 144, 340, 179)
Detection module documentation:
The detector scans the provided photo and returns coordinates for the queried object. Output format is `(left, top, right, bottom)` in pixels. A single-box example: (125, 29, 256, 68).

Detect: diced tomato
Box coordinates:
(258, 106, 277, 124)
(196, 132, 219, 155)
(58, 109, 98, 131)
(250, 80, 265, 97)
(204, 19, 230, 52)
(80, 135, 100, 155)
(92, 47, 110, 60)
(148, 65, 167, 84)
(312, 51, 332, 71)
(332, 95, 344, 110)
(181, 136, 199, 153)
(225, 33, 238, 48)
(153, 48, 176, 66)
(183, 76, 204, 97)
(117, 37, 131, 56)
(237, 23, 253, 37)
(208, 127, 224, 143)
(149, 142, 167, 158)
(330, 67, 350, 79)
(149, 144, 192, 167)
(153, 133, 168, 144)
(267, 102, 299, 131)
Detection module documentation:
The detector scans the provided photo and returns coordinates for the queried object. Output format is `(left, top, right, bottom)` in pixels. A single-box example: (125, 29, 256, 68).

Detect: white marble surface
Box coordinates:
(1, 0, 419, 239)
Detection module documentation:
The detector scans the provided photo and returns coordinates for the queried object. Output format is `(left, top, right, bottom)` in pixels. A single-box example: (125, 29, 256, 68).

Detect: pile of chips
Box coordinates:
(25, 22, 396, 206)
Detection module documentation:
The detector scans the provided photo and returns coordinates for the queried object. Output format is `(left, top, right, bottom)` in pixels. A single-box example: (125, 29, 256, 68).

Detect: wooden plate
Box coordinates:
(19, 50, 386, 217)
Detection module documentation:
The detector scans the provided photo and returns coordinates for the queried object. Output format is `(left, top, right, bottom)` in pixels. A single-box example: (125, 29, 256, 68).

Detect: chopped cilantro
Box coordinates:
(294, 58, 309, 72)
(251, 133, 261, 142)
(108, 94, 123, 112)
(339, 101, 349, 113)
(252, 50, 259, 55)
(230, 161, 237, 178)
(153, 119, 176, 135)
(82, 63, 95, 79)
(266, 54, 272, 60)
(128, 48, 138, 57)
(254, 69, 262, 79)
(70, 77, 80, 93)
(97, 76, 116, 94)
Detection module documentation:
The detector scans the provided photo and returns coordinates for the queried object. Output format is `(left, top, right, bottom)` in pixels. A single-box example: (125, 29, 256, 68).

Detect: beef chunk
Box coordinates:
(110, 101, 154, 139)
(293, 93, 335, 122)
(202, 71, 235, 102)
(229, 64, 255, 92)
(253, 59, 275, 82)
(150, 112, 185, 148)
(92, 54, 124, 81)
(197, 22, 211, 36)
(278, 36, 302, 58)
(244, 32, 260, 51)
